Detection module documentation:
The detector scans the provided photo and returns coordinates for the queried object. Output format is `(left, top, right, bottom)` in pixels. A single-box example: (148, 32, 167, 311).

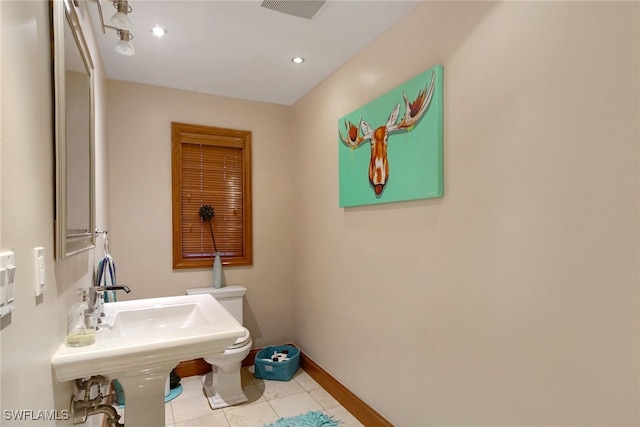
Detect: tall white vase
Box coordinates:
(213, 252, 223, 288)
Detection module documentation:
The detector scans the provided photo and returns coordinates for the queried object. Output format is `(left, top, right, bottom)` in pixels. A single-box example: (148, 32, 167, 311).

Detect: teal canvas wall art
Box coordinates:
(338, 65, 443, 207)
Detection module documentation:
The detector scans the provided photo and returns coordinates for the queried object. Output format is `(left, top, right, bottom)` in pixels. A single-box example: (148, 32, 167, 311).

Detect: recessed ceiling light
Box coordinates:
(151, 26, 167, 37)
(291, 57, 305, 64)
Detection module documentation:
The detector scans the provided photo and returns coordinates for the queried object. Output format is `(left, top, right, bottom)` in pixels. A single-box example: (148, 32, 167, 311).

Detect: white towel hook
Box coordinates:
(103, 230, 109, 254)
(95, 228, 109, 254)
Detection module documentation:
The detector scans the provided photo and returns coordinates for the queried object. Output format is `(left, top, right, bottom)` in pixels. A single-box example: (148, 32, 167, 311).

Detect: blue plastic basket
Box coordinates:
(254, 345, 300, 381)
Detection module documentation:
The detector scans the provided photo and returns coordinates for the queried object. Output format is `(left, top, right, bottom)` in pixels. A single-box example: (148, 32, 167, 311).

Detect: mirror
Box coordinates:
(52, 0, 95, 259)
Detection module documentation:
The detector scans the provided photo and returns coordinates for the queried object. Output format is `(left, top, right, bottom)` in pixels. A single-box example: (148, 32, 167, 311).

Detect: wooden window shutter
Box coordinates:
(172, 122, 252, 268)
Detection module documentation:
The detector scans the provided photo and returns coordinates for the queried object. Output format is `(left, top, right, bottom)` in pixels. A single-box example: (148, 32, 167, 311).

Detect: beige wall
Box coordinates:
(1, 1, 108, 425)
(106, 82, 294, 347)
(291, 1, 639, 425)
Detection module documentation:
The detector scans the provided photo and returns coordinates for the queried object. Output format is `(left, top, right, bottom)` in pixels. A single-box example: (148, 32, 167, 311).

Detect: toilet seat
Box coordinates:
(226, 328, 251, 350)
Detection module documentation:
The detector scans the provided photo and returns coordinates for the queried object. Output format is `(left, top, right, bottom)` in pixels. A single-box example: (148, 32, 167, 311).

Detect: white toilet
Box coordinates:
(186, 285, 252, 409)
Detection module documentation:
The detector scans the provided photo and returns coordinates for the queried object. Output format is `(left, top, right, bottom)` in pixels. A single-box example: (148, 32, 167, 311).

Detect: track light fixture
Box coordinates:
(110, 0, 133, 31)
(96, 0, 136, 56)
(115, 29, 135, 56)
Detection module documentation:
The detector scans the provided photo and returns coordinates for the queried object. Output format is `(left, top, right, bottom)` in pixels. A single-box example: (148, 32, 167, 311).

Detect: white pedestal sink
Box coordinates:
(52, 294, 245, 426)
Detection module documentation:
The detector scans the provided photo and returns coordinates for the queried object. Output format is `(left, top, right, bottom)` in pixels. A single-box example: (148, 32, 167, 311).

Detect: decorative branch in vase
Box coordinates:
(199, 204, 223, 288)
(199, 204, 218, 252)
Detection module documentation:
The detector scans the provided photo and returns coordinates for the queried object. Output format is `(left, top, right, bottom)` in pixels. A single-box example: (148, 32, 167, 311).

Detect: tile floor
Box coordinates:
(120, 366, 365, 426)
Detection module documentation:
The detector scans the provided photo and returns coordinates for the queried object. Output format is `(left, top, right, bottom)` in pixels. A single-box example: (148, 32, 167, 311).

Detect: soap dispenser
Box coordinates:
(66, 288, 96, 347)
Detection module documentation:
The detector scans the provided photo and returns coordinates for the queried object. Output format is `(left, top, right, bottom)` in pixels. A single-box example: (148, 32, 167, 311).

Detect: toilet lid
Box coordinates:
(227, 329, 251, 349)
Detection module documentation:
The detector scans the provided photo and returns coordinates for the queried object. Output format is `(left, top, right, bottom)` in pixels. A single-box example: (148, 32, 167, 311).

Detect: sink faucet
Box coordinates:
(91, 285, 131, 319)
(94, 285, 131, 293)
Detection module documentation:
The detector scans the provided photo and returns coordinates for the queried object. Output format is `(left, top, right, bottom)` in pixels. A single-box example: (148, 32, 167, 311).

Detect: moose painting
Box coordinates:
(338, 65, 443, 207)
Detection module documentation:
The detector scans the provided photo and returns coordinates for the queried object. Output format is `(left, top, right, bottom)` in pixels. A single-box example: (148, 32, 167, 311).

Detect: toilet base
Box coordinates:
(202, 370, 248, 409)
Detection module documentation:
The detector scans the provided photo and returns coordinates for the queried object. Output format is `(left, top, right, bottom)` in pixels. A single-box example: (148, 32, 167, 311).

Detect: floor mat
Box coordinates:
(263, 410, 340, 427)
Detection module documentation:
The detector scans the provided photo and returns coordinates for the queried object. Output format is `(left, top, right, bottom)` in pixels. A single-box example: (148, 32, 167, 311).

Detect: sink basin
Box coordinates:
(108, 299, 212, 338)
(52, 293, 245, 426)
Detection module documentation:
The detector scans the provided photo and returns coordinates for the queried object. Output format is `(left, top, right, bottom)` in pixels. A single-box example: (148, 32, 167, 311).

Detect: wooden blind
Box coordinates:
(172, 122, 252, 268)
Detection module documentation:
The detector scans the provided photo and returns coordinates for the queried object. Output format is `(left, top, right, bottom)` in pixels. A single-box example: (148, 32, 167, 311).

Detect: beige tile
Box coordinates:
(224, 401, 279, 426)
(165, 402, 174, 425)
(293, 370, 321, 391)
(253, 377, 305, 400)
(268, 391, 324, 418)
(241, 382, 267, 406)
(174, 412, 229, 427)
(309, 387, 341, 410)
(171, 394, 215, 424)
(327, 406, 364, 427)
(164, 368, 363, 427)
(173, 376, 206, 402)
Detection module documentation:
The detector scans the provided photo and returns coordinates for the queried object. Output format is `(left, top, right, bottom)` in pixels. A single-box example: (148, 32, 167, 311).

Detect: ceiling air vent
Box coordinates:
(260, 0, 326, 20)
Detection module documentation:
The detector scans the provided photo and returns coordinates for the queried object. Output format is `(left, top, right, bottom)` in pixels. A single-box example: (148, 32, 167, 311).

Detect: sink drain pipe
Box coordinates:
(70, 376, 124, 426)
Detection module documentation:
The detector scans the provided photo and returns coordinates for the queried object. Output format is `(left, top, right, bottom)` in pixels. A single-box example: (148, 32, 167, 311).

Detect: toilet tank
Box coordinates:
(186, 285, 246, 324)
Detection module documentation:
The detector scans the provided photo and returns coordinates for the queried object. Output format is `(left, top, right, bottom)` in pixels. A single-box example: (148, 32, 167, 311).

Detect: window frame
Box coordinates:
(171, 122, 253, 269)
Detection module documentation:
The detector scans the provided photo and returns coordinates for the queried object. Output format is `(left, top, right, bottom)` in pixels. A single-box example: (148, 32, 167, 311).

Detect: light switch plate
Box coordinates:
(0, 267, 6, 307)
(34, 247, 45, 296)
(0, 251, 16, 318)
